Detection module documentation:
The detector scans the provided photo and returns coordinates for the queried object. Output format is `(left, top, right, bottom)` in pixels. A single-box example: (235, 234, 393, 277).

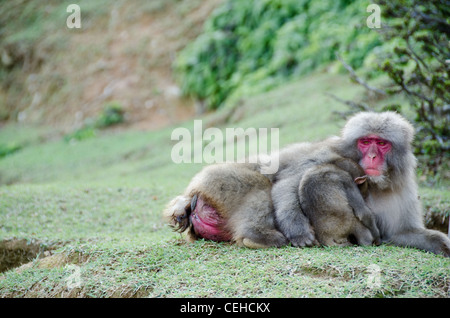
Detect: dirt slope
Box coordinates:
(8, 0, 223, 132)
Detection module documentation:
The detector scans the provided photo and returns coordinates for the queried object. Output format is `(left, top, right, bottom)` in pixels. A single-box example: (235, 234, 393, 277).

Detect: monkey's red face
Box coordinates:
(357, 135, 392, 176)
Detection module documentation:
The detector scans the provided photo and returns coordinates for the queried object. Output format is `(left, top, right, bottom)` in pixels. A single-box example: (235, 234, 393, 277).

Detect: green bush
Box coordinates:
(175, 0, 382, 110)
(95, 102, 125, 128)
(64, 102, 124, 142)
(0, 143, 22, 159)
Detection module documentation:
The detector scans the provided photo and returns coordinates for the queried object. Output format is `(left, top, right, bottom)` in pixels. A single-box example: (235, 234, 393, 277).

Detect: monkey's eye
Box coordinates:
(361, 140, 370, 145)
(377, 141, 386, 146)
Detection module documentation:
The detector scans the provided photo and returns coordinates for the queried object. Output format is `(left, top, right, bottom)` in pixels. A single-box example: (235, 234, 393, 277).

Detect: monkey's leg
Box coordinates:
(272, 177, 317, 247)
(386, 229, 450, 257)
(231, 190, 288, 248)
(239, 230, 287, 248)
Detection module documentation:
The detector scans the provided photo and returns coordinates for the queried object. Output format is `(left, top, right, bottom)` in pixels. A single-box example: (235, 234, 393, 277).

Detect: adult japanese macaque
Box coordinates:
(276, 111, 449, 256)
(163, 162, 288, 248)
(339, 112, 450, 256)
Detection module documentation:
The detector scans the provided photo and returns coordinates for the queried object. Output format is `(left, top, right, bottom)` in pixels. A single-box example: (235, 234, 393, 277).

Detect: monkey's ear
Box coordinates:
(354, 176, 368, 185)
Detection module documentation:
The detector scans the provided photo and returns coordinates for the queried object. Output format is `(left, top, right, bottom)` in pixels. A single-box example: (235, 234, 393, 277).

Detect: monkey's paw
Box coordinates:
(163, 195, 191, 233)
(289, 230, 319, 247)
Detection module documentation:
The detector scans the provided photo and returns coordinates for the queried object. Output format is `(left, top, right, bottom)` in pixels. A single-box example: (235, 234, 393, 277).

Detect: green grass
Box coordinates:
(2, 240, 449, 298)
(1, 72, 449, 298)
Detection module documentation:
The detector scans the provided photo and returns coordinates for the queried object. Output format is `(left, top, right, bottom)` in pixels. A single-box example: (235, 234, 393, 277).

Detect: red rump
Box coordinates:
(191, 196, 232, 242)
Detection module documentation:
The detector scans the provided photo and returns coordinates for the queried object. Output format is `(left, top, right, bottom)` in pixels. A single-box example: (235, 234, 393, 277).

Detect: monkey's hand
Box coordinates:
(277, 211, 319, 247)
(288, 227, 319, 247)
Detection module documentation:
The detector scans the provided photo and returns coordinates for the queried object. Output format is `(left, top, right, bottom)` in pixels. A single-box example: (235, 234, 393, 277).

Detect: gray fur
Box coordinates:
(300, 158, 380, 246)
(272, 139, 379, 247)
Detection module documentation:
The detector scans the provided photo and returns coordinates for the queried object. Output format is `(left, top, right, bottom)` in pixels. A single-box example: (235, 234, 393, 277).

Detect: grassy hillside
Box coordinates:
(1, 71, 449, 298)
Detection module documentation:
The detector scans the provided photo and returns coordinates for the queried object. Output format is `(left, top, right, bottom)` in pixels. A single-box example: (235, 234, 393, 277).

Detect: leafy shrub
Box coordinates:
(64, 102, 124, 142)
(0, 143, 22, 159)
(95, 102, 125, 128)
(175, 0, 382, 110)
(63, 127, 96, 142)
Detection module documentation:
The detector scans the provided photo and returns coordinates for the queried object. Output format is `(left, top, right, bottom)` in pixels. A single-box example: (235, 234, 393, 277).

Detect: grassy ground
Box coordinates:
(1, 72, 449, 298)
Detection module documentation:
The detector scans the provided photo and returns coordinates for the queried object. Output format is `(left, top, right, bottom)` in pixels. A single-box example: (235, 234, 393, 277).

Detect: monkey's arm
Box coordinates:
(272, 177, 317, 247)
(344, 183, 380, 245)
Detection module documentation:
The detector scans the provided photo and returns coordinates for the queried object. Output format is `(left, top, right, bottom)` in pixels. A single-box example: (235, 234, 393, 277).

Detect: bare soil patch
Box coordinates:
(0, 239, 52, 273)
